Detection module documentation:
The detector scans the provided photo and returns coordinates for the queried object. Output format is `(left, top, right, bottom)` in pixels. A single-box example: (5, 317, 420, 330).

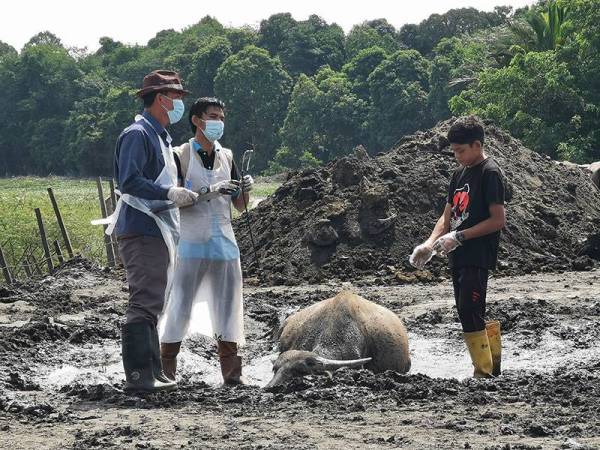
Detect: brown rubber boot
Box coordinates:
(160, 341, 181, 381)
(217, 340, 247, 385)
(486, 320, 502, 376)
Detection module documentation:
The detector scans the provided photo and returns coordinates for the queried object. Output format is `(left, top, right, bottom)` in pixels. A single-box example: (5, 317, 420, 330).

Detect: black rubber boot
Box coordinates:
(121, 322, 177, 394)
(149, 325, 176, 383)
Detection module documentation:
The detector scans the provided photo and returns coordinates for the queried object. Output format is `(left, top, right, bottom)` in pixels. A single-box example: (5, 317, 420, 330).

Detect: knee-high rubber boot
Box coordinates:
(148, 325, 176, 383)
(486, 320, 502, 376)
(121, 322, 177, 394)
(463, 329, 493, 378)
(160, 342, 181, 381)
(217, 341, 247, 385)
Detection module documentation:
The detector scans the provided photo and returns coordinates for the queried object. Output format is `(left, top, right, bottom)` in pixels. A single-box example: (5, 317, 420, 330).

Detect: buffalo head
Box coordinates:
(265, 349, 371, 389)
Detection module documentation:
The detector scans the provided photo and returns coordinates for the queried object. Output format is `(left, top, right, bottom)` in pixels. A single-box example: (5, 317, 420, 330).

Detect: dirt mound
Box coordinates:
(235, 119, 600, 285)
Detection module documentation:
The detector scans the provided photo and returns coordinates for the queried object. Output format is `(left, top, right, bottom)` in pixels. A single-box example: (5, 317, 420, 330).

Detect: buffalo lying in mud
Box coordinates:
(266, 290, 411, 388)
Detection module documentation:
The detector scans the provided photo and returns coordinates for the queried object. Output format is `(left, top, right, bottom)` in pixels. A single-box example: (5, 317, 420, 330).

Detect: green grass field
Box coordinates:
(0, 177, 279, 278)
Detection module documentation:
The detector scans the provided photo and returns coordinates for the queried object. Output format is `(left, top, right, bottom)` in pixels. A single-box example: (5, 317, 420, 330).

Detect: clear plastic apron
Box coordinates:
(159, 139, 245, 345)
(92, 116, 180, 310)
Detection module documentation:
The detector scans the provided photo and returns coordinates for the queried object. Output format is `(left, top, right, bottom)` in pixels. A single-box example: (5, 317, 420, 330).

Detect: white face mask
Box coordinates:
(161, 95, 185, 124)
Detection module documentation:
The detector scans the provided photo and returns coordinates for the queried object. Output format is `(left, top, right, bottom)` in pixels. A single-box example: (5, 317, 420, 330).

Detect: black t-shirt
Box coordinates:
(447, 157, 505, 270)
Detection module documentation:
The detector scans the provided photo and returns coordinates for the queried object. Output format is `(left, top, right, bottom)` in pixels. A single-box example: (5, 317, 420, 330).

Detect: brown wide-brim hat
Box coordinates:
(136, 69, 191, 97)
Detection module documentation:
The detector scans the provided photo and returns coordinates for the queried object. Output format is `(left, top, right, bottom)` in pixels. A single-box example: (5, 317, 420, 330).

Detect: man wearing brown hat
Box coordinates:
(110, 70, 198, 393)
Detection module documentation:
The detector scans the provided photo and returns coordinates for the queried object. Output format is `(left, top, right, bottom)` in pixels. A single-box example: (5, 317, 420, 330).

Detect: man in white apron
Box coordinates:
(159, 97, 253, 385)
(112, 71, 198, 393)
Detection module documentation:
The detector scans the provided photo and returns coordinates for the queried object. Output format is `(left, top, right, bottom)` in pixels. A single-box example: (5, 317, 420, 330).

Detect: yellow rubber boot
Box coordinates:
(486, 321, 502, 376)
(463, 330, 493, 378)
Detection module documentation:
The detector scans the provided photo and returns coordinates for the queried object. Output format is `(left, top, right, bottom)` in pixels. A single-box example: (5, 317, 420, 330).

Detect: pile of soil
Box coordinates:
(235, 118, 600, 285)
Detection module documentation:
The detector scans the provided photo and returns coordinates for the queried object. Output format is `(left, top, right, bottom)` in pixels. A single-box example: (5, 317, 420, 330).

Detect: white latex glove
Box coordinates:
(433, 231, 461, 255)
(409, 243, 434, 270)
(167, 187, 199, 207)
(210, 179, 241, 195)
(241, 174, 254, 192)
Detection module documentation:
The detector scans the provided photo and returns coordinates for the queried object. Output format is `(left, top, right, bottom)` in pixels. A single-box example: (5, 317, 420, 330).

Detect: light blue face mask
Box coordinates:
(161, 96, 185, 124)
(202, 120, 224, 142)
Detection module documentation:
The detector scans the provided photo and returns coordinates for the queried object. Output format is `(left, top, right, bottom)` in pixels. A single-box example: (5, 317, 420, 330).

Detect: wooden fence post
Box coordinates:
(96, 177, 116, 267)
(47, 187, 74, 258)
(34, 208, 54, 273)
(0, 244, 13, 284)
(53, 240, 65, 264)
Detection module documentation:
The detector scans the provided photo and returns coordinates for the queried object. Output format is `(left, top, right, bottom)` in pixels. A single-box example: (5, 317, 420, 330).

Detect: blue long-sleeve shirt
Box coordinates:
(114, 111, 172, 238)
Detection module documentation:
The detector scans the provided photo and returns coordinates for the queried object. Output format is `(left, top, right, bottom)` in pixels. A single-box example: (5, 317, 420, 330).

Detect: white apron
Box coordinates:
(159, 139, 245, 345)
(92, 115, 180, 308)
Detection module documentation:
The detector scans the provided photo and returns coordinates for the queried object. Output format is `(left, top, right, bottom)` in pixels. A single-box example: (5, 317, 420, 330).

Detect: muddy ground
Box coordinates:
(1, 258, 599, 449)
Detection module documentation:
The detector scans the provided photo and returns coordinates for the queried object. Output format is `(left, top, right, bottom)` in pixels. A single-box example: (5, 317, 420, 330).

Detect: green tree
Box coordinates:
(214, 46, 292, 171)
(186, 36, 232, 96)
(428, 36, 493, 121)
(0, 50, 19, 175)
(277, 70, 368, 169)
(399, 7, 507, 55)
(0, 41, 17, 59)
(2, 36, 82, 174)
(449, 50, 584, 157)
(226, 27, 259, 53)
(259, 14, 345, 77)
(367, 50, 432, 149)
(342, 46, 388, 100)
(258, 13, 297, 56)
(552, 0, 600, 162)
(24, 31, 63, 48)
(63, 77, 137, 176)
(346, 19, 401, 58)
(510, 0, 572, 52)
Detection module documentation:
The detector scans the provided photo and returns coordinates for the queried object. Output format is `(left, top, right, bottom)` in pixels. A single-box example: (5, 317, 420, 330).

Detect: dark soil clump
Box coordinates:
(235, 119, 600, 285)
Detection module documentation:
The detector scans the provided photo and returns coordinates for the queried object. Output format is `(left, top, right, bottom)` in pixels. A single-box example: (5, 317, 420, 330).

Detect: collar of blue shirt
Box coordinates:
(142, 110, 171, 144)
(192, 139, 221, 153)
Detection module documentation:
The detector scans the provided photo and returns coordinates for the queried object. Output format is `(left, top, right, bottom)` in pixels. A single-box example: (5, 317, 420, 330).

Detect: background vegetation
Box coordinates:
(0, 0, 598, 178)
(0, 177, 279, 272)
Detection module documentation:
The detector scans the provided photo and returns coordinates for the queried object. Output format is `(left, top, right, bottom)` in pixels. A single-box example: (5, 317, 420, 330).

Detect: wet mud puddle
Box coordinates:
(32, 324, 600, 392)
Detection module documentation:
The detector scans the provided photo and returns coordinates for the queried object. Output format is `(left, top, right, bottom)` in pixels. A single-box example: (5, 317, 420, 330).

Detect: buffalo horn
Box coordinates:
(316, 357, 372, 370)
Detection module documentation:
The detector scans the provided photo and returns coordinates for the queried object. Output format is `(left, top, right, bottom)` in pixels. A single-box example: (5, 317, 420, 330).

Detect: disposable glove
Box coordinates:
(210, 179, 241, 195)
(433, 231, 461, 255)
(241, 174, 254, 192)
(167, 187, 199, 207)
(409, 243, 434, 270)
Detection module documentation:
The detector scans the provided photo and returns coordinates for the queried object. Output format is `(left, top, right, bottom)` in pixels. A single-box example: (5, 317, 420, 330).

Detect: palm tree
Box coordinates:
(510, 1, 571, 52)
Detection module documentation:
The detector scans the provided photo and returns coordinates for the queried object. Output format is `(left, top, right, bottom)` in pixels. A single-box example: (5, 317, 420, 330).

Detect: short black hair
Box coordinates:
(142, 91, 160, 108)
(447, 115, 485, 145)
(189, 97, 225, 133)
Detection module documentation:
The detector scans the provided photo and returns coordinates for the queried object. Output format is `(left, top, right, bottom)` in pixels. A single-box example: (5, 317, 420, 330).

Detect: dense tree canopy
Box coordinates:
(214, 46, 292, 171)
(399, 7, 509, 55)
(1, 1, 600, 177)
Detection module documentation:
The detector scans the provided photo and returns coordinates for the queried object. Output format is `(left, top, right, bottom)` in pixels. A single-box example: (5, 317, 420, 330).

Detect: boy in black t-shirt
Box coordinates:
(409, 116, 506, 378)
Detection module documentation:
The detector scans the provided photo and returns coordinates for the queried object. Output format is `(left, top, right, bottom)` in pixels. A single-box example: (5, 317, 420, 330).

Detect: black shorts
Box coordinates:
(452, 266, 489, 333)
